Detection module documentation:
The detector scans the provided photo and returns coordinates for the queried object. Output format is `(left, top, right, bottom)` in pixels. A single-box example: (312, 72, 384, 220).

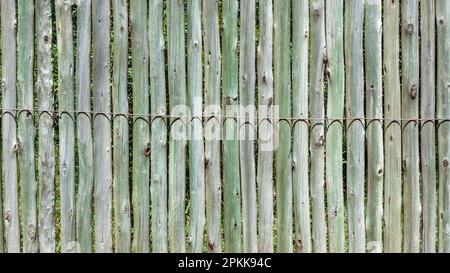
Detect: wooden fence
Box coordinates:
(0, 0, 449, 253)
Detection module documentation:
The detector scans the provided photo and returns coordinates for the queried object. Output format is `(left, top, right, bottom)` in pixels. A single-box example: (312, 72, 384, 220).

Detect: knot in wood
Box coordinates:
(313, 8, 320, 16)
(323, 50, 329, 65)
(295, 240, 303, 252)
(208, 241, 215, 251)
(144, 142, 151, 157)
(27, 225, 37, 241)
(13, 141, 20, 154)
(316, 135, 324, 148)
(405, 23, 414, 36)
(4, 210, 11, 223)
(410, 84, 417, 99)
(224, 96, 232, 105)
(262, 74, 267, 84)
(443, 158, 449, 169)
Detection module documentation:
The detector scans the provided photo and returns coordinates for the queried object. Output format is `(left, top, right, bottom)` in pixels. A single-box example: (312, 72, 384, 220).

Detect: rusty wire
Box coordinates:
(0, 108, 449, 137)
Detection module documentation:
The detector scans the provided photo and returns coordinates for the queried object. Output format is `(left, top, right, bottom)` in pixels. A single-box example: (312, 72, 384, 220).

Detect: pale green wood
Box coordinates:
(187, 0, 205, 253)
(345, 0, 366, 253)
(168, 0, 187, 253)
(383, 0, 402, 253)
(203, 0, 222, 253)
(401, 0, 420, 253)
(76, 0, 94, 254)
(239, 0, 257, 253)
(149, 0, 168, 253)
(112, 0, 131, 253)
(325, 0, 345, 253)
(130, 0, 150, 253)
(55, 0, 76, 253)
(92, 0, 113, 253)
(257, 0, 274, 253)
(17, 0, 38, 253)
(420, 0, 437, 253)
(309, 0, 327, 253)
(274, 0, 293, 253)
(1, 0, 20, 253)
(437, 0, 450, 253)
(222, 0, 242, 253)
(36, 0, 56, 253)
(365, 0, 383, 253)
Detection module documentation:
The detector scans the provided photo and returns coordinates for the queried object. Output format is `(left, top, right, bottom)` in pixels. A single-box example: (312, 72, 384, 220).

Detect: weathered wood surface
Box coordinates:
(187, 0, 204, 253)
(56, 0, 76, 253)
(36, 0, 56, 253)
(239, 0, 257, 253)
(383, 0, 402, 253)
(257, 0, 274, 253)
(274, 0, 293, 253)
(401, 0, 421, 253)
(345, 0, 366, 253)
(2, 0, 20, 253)
(130, 0, 150, 253)
(437, 0, 450, 253)
(325, 0, 344, 253)
(222, 0, 241, 253)
(365, 0, 383, 253)
(17, 0, 38, 253)
(420, 0, 436, 253)
(203, 0, 222, 254)
(167, 0, 187, 253)
(112, 0, 131, 253)
(149, 0, 168, 253)
(92, 0, 113, 253)
(309, 0, 327, 253)
(76, 0, 94, 253)
(0, 0, 448, 253)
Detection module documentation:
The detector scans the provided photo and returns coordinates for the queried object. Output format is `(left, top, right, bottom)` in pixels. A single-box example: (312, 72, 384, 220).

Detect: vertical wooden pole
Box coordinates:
(112, 0, 131, 253)
(437, 0, 450, 253)
(36, 0, 56, 253)
(293, 0, 313, 253)
(274, 0, 293, 253)
(345, 0, 366, 253)
(202, 0, 222, 252)
(383, 0, 402, 253)
(239, 0, 257, 253)
(149, 0, 168, 253)
(222, 0, 241, 253)
(187, 0, 205, 253)
(325, 0, 345, 253)
(1, 0, 20, 253)
(76, 0, 94, 254)
(18, 0, 38, 253)
(168, 0, 187, 253)
(309, 0, 327, 253)
(55, 0, 76, 252)
(130, 0, 150, 253)
(420, 0, 437, 253)
(92, 0, 112, 253)
(365, 0, 383, 253)
(257, 0, 274, 253)
(203, 0, 222, 253)
(401, 0, 420, 253)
